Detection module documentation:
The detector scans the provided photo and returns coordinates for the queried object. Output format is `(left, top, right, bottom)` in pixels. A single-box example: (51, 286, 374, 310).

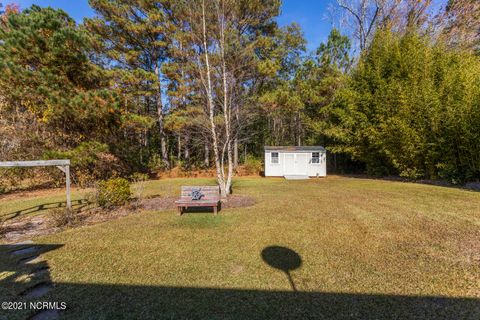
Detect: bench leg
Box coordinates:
(213, 206, 218, 216)
(177, 206, 183, 216)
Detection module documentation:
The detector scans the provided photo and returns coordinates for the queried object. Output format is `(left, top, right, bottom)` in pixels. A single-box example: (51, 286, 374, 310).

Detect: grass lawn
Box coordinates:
(1, 176, 479, 319)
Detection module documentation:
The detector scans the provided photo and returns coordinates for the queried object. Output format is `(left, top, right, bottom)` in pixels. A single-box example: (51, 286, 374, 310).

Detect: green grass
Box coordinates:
(0, 178, 217, 220)
(1, 176, 479, 319)
(0, 191, 88, 221)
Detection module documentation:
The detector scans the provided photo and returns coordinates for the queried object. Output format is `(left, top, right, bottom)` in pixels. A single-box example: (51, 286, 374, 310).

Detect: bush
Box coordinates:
(243, 155, 263, 175)
(97, 178, 131, 208)
(49, 208, 76, 228)
(130, 172, 149, 182)
(44, 141, 128, 187)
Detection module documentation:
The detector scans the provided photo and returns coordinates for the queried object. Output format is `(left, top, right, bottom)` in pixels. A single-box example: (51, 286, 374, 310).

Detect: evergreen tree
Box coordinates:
(86, 0, 173, 169)
(0, 5, 120, 157)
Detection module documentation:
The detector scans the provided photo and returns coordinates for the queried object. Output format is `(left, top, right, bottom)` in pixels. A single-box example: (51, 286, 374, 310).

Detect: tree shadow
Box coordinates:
(3, 199, 89, 221)
(1, 244, 479, 319)
(336, 174, 480, 193)
(261, 245, 302, 291)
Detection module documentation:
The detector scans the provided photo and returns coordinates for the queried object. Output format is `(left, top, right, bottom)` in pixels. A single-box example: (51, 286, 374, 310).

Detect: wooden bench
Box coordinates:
(175, 186, 221, 216)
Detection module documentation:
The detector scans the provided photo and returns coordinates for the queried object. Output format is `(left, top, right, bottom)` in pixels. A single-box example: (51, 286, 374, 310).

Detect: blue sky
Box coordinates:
(8, 0, 335, 52)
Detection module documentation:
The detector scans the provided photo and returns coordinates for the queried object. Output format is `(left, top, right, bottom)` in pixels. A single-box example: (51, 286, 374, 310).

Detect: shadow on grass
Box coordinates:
(337, 174, 480, 192)
(261, 246, 302, 291)
(181, 203, 222, 214)
(3, 199, 89, 221)
(1, 244, 479, 320)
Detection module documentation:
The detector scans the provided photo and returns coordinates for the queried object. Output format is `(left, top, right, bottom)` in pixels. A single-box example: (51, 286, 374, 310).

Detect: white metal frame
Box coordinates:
(0, 160, 72, 209)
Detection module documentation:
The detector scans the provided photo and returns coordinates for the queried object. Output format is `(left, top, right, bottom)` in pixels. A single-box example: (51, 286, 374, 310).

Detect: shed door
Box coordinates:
(284, 153, 307, 175)
(284, 153, 295, 175)
(294, 153, 308, 175)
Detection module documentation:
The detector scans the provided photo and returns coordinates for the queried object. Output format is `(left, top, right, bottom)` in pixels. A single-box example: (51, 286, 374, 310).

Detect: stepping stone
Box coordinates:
(18, 255, 44, 265)
(21, 282, 52, 299)
(14, 240, 34, 245)
(284, 175, 310, 180)
(25, 256, 45, 265)
(29, 267, 50, 279)
(32, 265, 50, 273)
(30, 310, 59, 320)
(11, 246, 38, 256)
(5, 240, 33, 251)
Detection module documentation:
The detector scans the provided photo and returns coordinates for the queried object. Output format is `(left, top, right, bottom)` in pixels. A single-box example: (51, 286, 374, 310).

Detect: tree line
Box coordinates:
(0, 0, 479, 193)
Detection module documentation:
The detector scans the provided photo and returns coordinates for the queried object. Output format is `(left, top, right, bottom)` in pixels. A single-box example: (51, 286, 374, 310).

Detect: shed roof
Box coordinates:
(264, 146, 325, 152)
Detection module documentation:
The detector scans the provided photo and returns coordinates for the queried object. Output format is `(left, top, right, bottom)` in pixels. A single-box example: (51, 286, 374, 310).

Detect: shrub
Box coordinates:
(130, 172, 149, 182)
(44, 141, 128, 187)
(243, 155, 263, 175)
(49, 208, 76, 228)
(97, 178, 131, 208)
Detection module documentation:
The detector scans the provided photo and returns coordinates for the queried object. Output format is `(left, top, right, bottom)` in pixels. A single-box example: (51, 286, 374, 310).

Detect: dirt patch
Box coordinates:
(140, 195, 256, 211)
(221, 195, 257, 208)
(0, 207, 132, 243)
(1, 215, 58, 243)
(141, 196, 178, 210)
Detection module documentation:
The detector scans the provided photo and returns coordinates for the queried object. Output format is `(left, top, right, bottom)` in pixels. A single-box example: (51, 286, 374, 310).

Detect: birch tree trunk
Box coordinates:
(202, 0, 227, 196)
(218, 0, 233, 196)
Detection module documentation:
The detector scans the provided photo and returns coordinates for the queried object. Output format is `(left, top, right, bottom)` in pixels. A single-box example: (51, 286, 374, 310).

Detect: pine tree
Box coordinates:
(86, 0, 173, 169)
(0, 5, 120, 158)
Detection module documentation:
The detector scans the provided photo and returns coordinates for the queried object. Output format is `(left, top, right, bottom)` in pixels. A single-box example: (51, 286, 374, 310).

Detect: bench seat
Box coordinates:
(176, 186, 221, 215)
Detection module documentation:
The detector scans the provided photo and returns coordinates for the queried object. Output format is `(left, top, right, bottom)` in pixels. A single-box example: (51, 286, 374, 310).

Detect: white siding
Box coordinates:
(265, 152, 284, 176)
(306, 151, 326, 177)
(264, 150, 326, 177)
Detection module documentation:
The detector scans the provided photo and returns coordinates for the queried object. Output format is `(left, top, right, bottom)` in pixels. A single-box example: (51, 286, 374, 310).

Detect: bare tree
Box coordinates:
(436, 0, 480, 52)
(335, 0, 383, 51)
(334, 0, 433, 52)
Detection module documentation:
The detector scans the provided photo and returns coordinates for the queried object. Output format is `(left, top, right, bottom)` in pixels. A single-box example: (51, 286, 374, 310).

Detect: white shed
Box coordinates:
(264, 146, 326, 178)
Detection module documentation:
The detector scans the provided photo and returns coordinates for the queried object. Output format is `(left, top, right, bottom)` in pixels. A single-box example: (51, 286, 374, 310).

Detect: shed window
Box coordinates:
(271, 152, 279, 164)
(312, 152, 320, 164)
